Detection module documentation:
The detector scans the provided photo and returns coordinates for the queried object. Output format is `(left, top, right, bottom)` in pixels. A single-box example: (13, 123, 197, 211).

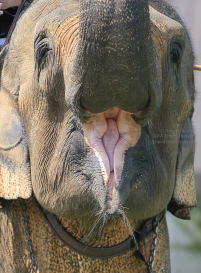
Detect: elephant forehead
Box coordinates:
(150, 6, 185, 39)
(33, 12, 79, 61)
(8, 0, 79, 56)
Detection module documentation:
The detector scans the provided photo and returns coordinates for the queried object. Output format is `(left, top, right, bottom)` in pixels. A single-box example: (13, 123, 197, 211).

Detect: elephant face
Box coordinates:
(0, 0, 196, 229)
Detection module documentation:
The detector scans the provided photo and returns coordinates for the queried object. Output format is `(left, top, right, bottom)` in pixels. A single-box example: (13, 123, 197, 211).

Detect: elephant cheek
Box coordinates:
(117, 132, 173, 219)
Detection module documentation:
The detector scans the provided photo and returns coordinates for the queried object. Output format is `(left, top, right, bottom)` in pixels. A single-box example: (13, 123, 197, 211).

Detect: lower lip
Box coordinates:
(84, 108, 141, 199)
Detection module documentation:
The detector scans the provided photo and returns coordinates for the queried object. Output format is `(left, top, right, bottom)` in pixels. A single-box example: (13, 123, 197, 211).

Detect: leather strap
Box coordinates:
(36, 199, 166, 259)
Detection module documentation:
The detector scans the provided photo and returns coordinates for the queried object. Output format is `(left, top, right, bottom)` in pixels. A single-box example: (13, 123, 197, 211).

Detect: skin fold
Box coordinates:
(0, 0, 197, 272)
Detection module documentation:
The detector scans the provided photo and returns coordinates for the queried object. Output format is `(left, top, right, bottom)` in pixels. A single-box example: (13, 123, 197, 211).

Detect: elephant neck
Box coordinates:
(34, 199, 167, 268)
(57, 214, 145, 248)
(34, 199, 148, 250)
(1, 199, 170, 272)
(35, 198, 166, 257)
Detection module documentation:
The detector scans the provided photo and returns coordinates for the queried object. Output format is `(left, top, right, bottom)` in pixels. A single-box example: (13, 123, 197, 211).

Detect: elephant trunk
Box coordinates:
(69, 0, 161, 124)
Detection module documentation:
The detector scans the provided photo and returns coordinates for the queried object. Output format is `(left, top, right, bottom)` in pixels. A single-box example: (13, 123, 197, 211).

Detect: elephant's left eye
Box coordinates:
(170, 43, 182, 64)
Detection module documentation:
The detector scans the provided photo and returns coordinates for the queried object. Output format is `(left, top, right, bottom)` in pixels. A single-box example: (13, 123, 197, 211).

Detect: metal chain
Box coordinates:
(20, 199, 38, 273)
(148, 215, 159, 273)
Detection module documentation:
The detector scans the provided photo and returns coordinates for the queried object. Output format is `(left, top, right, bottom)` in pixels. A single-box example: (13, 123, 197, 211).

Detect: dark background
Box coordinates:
(0, 8, 17, 38)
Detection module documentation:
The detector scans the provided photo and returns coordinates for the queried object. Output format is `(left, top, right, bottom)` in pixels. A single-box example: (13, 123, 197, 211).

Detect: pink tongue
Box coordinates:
(102, 119, 119, 172)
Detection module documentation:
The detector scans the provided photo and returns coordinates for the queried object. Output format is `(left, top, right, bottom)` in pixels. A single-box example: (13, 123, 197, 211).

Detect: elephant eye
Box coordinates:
(38, 45, 51, 59)
(170, 43, 182, 64)
(36, 42, 52, 62)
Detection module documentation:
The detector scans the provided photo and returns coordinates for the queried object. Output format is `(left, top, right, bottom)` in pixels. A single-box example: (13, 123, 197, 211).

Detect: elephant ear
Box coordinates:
(168, 118, 196, 219)
(0, 46, 32, 199)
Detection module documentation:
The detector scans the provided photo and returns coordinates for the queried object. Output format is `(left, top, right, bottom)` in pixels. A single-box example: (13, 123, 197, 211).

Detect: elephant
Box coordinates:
(0, 0, 197, 272)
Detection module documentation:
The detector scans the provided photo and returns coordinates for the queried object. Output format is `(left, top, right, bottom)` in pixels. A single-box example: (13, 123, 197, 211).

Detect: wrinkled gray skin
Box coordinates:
(0, 0, 196, 241)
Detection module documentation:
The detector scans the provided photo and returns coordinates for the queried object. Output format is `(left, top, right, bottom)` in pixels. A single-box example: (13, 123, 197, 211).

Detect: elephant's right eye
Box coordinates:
(38, 45, 51, 60)
(36, 42, 52, 63)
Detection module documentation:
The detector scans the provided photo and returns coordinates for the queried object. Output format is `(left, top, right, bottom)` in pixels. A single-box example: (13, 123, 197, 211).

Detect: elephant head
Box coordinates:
(0, 0, 196, 237)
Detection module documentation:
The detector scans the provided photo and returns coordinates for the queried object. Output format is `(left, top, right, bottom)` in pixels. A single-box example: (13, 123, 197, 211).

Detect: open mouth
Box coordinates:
(84, 108, 141, 199)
